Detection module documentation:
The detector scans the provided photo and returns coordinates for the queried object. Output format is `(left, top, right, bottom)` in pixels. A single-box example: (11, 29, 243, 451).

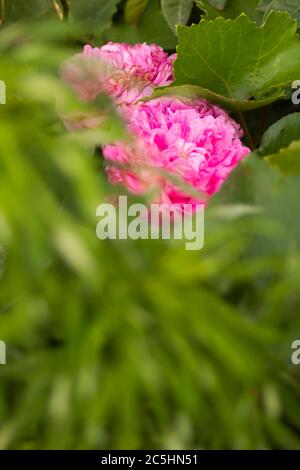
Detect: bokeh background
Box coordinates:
(1, 0, 300, 450)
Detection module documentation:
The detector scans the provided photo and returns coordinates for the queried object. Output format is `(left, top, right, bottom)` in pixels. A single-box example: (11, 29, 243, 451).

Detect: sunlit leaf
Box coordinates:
(161, 12, 300, 110)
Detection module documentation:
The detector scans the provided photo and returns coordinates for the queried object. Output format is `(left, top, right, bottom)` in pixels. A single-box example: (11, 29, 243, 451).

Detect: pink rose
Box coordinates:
(62, 42, 175, 107)
(103, 97, 250, 210)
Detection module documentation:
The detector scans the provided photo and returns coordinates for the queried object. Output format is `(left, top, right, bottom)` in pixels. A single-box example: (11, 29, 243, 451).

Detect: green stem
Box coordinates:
(60, 0, 69, 21)
(237, 111, 255, 151)
(0, 0, 5, 25)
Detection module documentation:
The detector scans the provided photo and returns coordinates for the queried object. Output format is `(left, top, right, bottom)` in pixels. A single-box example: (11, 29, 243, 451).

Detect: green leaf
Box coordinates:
(266, 141, 300, 174)
(124, 0, 148, 25)
(104, 0, 177, 49)
(205, 0, 228, 9)
(257, 113, 300, 175)
(258, 113, 300, 156)
(146, 83, 283, 111)
(196, 0, 261, 22)
(70, 0, 122, 35)
(161, 0, 194, 34)
(164, 12, 300, 111)
(4, 0, 53, 22)
(258, 0, 300, 26)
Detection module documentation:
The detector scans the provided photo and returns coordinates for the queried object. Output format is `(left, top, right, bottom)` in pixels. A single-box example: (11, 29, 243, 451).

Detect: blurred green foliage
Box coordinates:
(0, 0, 300, 451)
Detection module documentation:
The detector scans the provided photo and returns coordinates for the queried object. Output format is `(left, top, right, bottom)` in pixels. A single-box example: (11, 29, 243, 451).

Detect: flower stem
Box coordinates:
(0, 0, 4, 25)
(237, 111, 255, 151)
(60, 0, 69, 21)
